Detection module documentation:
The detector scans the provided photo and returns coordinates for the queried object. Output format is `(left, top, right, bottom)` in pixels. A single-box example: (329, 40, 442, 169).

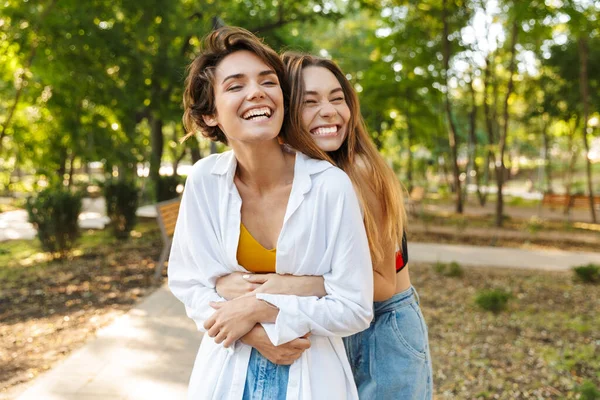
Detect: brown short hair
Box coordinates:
(182, 27, 287, 144)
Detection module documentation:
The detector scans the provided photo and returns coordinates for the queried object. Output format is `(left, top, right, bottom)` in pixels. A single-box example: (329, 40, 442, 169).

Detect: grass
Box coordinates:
(573, 264, 600, 284)
(474, 289, 512, 313)
(433, 261, 464, 278)
(0, 220, 158, 274)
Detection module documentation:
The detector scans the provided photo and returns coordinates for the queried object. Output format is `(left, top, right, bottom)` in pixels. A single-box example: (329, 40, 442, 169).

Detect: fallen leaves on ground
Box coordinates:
(0, 226, 163, 393)
(1, 224, 599, 398)
(412, 263, 600, 399)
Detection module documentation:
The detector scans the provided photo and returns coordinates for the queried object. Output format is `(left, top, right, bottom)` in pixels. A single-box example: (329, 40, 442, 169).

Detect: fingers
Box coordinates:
(203, 314, 216, 331)
(243, 274, 270, 284)
(288, 338, 311, 350)
(213, 329, 227, 345)
(209, 301, 223, 309)
(207, 322, 220, 338)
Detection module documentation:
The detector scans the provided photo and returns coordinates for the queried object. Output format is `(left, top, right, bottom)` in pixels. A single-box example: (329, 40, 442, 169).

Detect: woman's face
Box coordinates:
(203, 50, 284, 145)
(301, 66, 351, 152)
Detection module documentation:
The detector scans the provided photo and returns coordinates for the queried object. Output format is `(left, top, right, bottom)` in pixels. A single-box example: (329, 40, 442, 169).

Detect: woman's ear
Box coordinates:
(203, 114, 218, 127)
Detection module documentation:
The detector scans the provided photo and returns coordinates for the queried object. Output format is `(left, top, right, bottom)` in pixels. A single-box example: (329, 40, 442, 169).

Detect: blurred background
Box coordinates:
(1, 1, 599, 399)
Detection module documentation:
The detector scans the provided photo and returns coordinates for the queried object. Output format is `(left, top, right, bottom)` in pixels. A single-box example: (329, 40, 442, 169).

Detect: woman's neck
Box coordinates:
(231, 139, 294, 193)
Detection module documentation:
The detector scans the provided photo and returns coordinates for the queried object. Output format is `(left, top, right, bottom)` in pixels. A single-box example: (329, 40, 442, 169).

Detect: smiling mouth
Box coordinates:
(242, 107, 273, 121)
(310, 125, 339, 136)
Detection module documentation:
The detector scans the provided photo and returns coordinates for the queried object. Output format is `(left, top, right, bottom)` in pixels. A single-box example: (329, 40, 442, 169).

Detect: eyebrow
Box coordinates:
(304, 88, 344, 96)
(221, 70, 277, 84)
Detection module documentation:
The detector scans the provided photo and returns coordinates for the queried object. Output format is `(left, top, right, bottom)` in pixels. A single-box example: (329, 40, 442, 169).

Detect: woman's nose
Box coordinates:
(319, 102, 337, 118)
(246, 82, 266, 101)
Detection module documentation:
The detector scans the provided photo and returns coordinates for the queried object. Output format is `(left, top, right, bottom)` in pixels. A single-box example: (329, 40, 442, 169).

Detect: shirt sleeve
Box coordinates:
(256, 172, 374, 345)
(167, 172, 227, 332)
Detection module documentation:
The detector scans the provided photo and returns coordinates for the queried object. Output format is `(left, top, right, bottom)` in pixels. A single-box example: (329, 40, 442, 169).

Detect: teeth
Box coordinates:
(311, 126, 338, 136)
(243, 107, 271, 120)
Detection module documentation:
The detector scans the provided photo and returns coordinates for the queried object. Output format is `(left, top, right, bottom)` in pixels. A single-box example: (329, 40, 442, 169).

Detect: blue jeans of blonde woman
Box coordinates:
(343, 286, 433, 399)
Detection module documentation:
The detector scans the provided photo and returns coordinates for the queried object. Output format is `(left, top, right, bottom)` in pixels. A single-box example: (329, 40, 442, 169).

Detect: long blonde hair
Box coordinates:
(283, 52, 407, 267)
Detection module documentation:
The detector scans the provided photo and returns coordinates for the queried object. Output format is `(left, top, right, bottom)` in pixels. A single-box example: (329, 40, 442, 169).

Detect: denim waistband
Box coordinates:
(373, 286, 419, 316)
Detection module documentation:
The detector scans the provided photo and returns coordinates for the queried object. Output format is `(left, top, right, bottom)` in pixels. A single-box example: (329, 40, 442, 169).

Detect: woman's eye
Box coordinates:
(332, 97, 344, 103)
(226, 85, 242, 92)
(263, 81, 277, 86)
(304, 99, 317, 105)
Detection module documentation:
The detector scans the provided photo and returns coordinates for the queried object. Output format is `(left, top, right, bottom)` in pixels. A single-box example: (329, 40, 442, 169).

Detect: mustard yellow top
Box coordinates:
(236, 224, 276, 273)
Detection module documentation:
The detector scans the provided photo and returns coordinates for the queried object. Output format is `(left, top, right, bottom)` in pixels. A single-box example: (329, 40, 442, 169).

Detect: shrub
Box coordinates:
(526, 216, 544, 235)
(576, 380, 600, 400)
(475, 289, 512, 314)
(25, 186, 82, 256)
(433, 261, 464, 278)
(104, 180, 140, 240)
(573, 264, 600, 284)
(157, 175, 181, 202)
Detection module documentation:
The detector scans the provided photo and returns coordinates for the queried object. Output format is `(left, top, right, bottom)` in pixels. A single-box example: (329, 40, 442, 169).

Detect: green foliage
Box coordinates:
(576, 380, 600, 400)
(156, 175, 181, 202)
(433, 261, 464, 278)
(25, 186, 82, 256)
(475, 289, 512, 314)
(526, 216, 544, 235)
(104, 180, 140, 240)
(572, 264, 600, 284)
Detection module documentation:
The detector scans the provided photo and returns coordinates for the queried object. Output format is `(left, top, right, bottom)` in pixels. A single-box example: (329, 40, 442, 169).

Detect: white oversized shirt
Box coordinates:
(168, 149, 374, 400)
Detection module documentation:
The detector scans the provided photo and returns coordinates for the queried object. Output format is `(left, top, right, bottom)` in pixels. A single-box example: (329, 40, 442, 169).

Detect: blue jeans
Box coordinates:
(343, 286, 433, 399)
(242, 348, 290, 400)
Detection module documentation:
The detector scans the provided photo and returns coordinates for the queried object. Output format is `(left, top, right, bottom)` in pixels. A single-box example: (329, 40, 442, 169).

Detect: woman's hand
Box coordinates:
(242, 325, 311, 365)
(247, 274, 327, 298)
(216, 272, 261, 300)
(204, 296, 279, 348)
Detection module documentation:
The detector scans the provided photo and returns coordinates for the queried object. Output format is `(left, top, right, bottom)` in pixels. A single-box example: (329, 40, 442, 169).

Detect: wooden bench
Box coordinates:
(571, 195, 600, 210)
(541, 193, 600, 222)
(541, 193, 571, 211)
(408, 186, 426, 216)
(154, 198, 181, 279)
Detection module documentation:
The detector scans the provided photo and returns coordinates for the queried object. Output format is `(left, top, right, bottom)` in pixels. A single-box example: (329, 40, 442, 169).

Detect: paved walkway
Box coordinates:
(12, 286, 198, 400)
(9, 242, 600, 400)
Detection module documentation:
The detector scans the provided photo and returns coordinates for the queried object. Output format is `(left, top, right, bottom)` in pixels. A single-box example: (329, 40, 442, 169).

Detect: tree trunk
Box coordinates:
(442, 0, 463, 213)
(564, 117, 578, 196)
(406, 110, 414, 193)
(481, 53, 496, 207)
(495, 21, 519, 227)
(57, 146, 68, 186)
(150, 117, 164, 200)
(67, 153, 75, 188)
(189, 135, 202, 164)
(464, 73, 478, 204)
(541, 118, 552, 193)
(578, 37, 597, 223)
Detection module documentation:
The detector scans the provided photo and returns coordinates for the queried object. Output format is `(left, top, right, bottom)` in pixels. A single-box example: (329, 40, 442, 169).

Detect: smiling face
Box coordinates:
(202, 50, 284, 145)
(301, 66, 351, 152)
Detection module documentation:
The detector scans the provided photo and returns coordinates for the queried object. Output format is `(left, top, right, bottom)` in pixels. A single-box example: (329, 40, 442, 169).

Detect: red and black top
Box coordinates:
(395, 234, 409, 273)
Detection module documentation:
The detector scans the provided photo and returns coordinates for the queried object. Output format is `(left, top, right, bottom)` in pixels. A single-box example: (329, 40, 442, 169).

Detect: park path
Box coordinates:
(0, 198, 155, 242)
(8, 242, 600, 400)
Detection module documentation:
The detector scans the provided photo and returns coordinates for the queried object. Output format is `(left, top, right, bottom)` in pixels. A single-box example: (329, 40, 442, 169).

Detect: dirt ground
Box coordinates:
(1, 215, 599, 398)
